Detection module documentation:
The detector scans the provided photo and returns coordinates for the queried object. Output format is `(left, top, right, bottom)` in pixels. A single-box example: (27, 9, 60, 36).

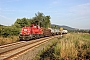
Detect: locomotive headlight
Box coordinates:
(24, 32, 26, 34)
(20, 33, 22, 35)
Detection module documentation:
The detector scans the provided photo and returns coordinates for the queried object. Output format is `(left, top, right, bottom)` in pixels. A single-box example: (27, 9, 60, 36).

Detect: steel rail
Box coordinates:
(0, 36, 58, 60)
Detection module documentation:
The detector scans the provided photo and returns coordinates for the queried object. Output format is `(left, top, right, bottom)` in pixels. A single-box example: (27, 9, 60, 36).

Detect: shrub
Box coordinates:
(0, 26, 20, 37)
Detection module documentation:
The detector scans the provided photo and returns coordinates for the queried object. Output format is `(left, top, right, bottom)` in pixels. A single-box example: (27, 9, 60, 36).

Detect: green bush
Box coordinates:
(0, 26, 20, 37)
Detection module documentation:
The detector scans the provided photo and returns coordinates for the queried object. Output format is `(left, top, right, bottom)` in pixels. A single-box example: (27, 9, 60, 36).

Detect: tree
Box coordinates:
(21, 18, 29, 27)
(31, 12, 51, 28)
(14, 18, 30, 28)
(44, 16, 51, 28)
(89, 30, 90, 34)
(14, 19, 22, 28)
(33, 12, 44, 26)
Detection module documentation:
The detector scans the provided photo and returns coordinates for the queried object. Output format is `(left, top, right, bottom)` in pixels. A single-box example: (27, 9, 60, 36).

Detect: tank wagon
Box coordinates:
(62, 30, 68, 34)
(48, 28, 60, 35)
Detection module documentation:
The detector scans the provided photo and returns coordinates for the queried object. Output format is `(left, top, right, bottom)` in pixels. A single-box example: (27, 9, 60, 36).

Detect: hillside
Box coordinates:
(51, 24, 76, 30)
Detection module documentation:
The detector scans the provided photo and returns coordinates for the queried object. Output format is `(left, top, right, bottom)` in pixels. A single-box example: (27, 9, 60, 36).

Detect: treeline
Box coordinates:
(13, 12, 51, 28)
(0, 12, 51, 37)
(68, 29, 90, 33)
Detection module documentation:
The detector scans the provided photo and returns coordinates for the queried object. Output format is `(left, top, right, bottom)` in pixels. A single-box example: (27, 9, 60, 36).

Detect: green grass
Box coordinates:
(54, 33, 90, 60)
(81, 34, 90, 39)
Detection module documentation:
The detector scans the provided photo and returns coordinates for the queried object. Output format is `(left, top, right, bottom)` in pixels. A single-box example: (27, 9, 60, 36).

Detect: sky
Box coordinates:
(0, 0, 90, 29)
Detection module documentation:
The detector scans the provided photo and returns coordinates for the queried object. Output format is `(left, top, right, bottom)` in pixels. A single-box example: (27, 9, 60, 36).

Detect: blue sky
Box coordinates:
(0, 0, 90, 29)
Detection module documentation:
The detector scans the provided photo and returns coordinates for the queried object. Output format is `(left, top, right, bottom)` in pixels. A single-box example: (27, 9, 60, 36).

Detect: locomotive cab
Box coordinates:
(30, 24, 43, 38)
(19, 26, 33, 40)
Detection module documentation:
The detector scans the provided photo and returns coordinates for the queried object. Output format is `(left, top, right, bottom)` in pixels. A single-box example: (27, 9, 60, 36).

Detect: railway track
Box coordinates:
(0, 35, 59, 60)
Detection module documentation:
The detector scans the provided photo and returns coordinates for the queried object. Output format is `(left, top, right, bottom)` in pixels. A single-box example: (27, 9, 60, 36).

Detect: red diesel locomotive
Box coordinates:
(19, 24, 43, 40)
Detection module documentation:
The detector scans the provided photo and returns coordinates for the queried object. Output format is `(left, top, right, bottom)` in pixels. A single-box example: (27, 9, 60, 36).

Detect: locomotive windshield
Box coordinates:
(24, 29, 27, 31)
(34, 26, 36, 28)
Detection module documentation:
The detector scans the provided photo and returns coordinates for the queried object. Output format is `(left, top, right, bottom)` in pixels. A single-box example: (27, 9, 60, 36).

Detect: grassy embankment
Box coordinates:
(0, 26, 20, 45)
(32, 38, 59, 60)
(0, 36, 19, 45)
(33, 33, 90, 60)
(54, 33, 90, 60)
